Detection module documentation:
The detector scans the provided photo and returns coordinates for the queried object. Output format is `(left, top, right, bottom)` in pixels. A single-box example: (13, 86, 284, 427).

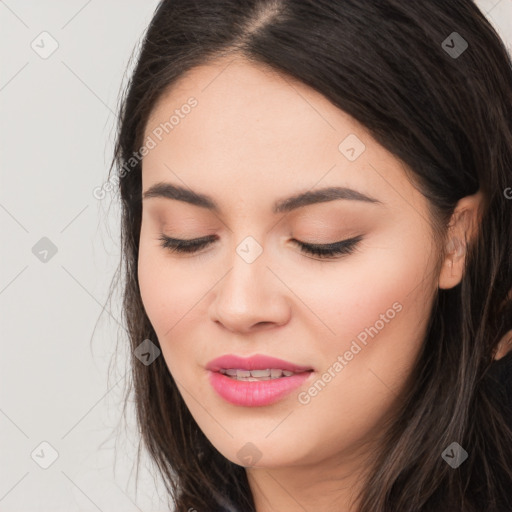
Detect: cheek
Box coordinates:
(137, 236, 204, 341)
(138, 246, 175, 328)
(137, 233, 221, 383)
(291, 235, 434, 389)
(279, 242, 435, 457)
(304, 239, 433, 400)
(279, 231, 434, 350)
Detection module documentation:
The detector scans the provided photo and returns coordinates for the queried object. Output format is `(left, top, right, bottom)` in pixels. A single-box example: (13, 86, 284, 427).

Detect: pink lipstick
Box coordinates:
(206, 354, 314, 407)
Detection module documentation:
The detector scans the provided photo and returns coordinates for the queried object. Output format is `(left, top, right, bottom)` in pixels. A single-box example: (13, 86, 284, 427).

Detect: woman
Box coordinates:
(108, 1, 512, 510)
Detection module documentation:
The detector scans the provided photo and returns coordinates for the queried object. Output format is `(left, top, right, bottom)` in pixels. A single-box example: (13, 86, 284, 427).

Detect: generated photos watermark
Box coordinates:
(298, 301, 403, 405)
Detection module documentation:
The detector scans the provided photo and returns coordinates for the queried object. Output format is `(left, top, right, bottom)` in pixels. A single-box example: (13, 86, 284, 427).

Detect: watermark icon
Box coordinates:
(31, 441, 59, 469)
(32, 237, 58, 263)
(504, 187, 512, 200)
(338, 133, 366, 162)
(441, 32, 468, 59)
(442, 442, 468, 468)
(31, 31, 59, 59)
(93, 97, 198, 200)
(237, 441, 263, 466)
(298, 301, 403, 405)
(134, 339, 161, 366)
(236, 236, 263, 264)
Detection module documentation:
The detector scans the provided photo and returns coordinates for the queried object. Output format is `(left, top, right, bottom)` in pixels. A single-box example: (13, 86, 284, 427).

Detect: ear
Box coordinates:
(438, 190, 484, 290)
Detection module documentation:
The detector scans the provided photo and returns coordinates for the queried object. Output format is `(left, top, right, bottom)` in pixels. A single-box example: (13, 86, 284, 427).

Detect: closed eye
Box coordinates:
(291, 235, 363, 259)
(157, 234, 363, 260)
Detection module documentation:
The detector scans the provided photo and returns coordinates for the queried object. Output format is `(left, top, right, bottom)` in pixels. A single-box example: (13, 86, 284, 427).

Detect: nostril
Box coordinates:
(255, 321, 272, 328)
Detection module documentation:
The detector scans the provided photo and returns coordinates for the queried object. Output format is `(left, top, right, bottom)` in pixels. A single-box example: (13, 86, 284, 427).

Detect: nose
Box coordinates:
(209, 244, 291, 334)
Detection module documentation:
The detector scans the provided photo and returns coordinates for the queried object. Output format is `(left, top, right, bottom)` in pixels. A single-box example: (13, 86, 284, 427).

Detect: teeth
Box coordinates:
(235, 370, 251, 378)
(250, 369, 271, 377)
(219, 368, 298, 380)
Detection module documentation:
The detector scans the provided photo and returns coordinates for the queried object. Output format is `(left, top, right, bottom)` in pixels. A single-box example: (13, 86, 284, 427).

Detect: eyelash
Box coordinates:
(157, 234, 363, 260)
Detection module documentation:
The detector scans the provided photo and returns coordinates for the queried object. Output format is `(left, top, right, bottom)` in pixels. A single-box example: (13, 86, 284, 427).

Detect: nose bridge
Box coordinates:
(210, 233, 289, 332)
(219, 234, 270, 310)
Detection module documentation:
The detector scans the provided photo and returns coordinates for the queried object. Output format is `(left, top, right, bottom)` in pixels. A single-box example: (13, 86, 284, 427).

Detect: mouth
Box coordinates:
(205, 354, 315, 407)
(218, 368, 312, 381)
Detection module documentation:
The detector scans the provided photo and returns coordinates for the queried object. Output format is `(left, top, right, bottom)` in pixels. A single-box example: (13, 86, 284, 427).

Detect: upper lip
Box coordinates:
(206, 354, 314, 373)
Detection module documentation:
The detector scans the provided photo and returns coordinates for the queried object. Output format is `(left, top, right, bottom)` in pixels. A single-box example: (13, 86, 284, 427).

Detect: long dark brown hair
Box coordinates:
(105, 1, 512, 510)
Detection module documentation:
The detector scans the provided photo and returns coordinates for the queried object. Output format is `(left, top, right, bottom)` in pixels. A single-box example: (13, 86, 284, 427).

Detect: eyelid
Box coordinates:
(290, 235, 363, 259)
(157, 234, 217, 254)
(157, 233, 363, 260)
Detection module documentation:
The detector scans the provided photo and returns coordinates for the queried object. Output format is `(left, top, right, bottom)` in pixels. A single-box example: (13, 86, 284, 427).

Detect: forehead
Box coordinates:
(144, 56, 347, 155)
(141, 57, 426, 219)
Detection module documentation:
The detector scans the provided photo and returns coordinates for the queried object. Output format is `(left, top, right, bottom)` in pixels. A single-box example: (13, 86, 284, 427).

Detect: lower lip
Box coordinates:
(208, 370, 313, 407)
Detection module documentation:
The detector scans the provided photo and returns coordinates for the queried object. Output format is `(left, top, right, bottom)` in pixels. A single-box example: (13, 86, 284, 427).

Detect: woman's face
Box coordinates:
(138, 57, 441, 472)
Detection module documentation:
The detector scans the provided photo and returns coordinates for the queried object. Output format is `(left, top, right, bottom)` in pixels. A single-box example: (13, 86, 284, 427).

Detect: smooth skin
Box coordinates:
(137, 56, 486, 511)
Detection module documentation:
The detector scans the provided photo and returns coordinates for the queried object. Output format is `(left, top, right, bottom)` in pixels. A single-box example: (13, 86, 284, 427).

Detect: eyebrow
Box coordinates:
(142, 182, 383, 214)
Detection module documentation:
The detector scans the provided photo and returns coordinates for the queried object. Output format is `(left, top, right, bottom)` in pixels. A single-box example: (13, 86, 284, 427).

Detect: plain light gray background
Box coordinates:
(1, 1, 511, 510)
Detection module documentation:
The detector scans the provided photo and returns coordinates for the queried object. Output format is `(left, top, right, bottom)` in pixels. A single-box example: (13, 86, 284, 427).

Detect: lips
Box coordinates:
(205, 354, 314, 373)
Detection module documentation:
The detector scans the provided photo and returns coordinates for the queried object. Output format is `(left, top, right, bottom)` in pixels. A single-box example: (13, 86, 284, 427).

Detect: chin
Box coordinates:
(211, 437, 306, 470)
